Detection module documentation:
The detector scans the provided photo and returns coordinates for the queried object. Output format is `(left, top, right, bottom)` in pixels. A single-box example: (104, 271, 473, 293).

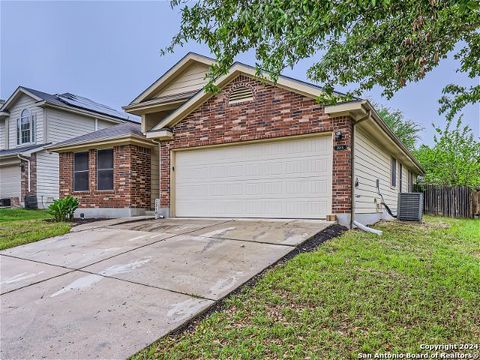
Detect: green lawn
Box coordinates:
(0, 208, 71, 250)
(135, 216, 480, 359)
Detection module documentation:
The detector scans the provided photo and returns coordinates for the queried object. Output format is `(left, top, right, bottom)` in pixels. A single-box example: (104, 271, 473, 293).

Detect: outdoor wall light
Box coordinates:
(335, 131, 343, 141)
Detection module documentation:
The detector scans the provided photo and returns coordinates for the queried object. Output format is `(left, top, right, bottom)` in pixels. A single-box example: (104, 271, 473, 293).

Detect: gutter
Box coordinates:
(47, 135, 157, 153)
(325, 100, 424, 175)
(36, 101, 137, 124)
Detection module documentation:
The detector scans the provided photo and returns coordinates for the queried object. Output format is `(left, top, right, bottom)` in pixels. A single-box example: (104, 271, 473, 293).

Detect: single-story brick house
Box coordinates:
(49, 53, 423, 226)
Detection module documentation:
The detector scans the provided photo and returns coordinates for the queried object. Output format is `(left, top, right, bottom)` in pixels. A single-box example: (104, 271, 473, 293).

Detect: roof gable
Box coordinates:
(149, 62, 330, 132)
(127, 53, 215, 107)
(0, 87, 43, 112)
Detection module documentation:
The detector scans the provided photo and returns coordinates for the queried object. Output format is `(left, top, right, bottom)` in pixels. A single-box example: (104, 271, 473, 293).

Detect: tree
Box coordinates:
(376, 105, 423, 151)
(166, 0, 479, 117)
(414, 117, 480, 188)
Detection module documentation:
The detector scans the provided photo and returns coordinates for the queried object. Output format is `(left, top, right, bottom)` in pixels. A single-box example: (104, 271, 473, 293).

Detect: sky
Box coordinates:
(1, 0, 478, 146)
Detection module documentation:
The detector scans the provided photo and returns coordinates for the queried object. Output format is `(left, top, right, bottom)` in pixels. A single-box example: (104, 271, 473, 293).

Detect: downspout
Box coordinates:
(17, 154, 31, 193)
(152, 139, 164, 220)
(350, 110, 371, 229)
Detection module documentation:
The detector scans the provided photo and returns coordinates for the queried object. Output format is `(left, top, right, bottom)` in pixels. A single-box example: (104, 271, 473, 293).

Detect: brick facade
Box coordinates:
(20, 153, 37, 200)
(159, 75, 353, 215)
(59, 145, 152, 209)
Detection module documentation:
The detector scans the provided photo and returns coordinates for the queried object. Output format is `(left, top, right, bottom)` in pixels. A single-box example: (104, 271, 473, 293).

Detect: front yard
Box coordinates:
(136, 216, 480, 359)
(0, 209, 71, 250)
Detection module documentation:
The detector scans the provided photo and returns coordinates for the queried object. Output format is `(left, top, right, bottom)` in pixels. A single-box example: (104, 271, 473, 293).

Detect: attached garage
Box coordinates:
(54, 53, 424, 226)
(0, 164, 21, 199)
(173, 135, 333, 219)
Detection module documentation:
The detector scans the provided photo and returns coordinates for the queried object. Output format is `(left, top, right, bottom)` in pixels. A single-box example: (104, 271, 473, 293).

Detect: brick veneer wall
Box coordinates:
(159, 75, 353, 215)
(20, 153, 37, 203)
(59, 145, 152, 209)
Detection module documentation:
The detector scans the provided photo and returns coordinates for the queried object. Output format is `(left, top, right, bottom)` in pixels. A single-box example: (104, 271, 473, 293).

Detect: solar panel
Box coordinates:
(57, 93, 137, 122)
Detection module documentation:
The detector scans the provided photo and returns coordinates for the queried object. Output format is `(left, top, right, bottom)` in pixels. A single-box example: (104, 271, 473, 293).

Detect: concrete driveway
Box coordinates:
(0, 218, 332, 359)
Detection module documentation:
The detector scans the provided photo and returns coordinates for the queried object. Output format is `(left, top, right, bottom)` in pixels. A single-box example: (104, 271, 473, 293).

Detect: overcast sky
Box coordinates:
(1, 1, 478, 146)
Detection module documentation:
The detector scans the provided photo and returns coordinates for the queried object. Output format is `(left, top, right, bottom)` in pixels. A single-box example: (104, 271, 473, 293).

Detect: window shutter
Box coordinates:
(16, 118, 20, 145)
(31, 114, 36, 143)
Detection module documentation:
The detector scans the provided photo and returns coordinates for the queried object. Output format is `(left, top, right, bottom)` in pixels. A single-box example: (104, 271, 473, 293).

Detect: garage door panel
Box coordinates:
(0, 165, 21, 198)
(180, 178, 328, 199)
(174, 136, 332, 219)
(285, 178, 329, 194)
(201, 159, 329, 180)
(177, 199, 330, 218)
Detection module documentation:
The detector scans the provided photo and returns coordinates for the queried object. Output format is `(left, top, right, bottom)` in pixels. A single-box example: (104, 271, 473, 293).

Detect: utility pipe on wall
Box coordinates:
(353, 220, 383, 236)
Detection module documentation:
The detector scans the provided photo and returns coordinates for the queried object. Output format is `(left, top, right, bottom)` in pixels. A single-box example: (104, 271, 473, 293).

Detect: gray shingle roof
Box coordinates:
(49, 122, 144, 149)
(19, 87, 139, 123)
(0, 143, 50, 158)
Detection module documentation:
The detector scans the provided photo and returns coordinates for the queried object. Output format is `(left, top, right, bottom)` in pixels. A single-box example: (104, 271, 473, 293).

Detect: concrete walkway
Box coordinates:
(0, 218, 332, 359)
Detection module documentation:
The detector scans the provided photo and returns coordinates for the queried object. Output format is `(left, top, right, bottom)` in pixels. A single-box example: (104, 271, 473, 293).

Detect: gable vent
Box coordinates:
(228, 86, 253, 104)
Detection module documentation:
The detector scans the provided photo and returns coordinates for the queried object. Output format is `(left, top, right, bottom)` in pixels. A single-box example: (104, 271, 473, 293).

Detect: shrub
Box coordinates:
(48, 196, 79, 222)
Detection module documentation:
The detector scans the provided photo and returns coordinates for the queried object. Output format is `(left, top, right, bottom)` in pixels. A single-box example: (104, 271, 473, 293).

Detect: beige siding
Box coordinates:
(354, 127, 401, 214)
(0, 120, 5, 149)
(42, 110, 119, 203)
(151, 144, 160, 209)
(8, 94, 45, 148)
(46, 108, 96, 144)
(154, 63, 209, 98)
(97, 119, 114, 130)
(400, 164, 408, 193)
(36, 150, 59, 208)
(0, 165, 21, 198)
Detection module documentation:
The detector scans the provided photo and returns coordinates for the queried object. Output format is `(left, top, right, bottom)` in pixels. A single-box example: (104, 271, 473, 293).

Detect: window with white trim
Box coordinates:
(97, 149, 114, 190)
(17, 109, 36, 145)
(74, 152, 89, 191)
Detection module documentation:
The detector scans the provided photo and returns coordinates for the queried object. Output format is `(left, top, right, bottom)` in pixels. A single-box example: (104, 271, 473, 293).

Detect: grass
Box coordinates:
(134, 216, 480, 359)
(0, 208, 71, 250)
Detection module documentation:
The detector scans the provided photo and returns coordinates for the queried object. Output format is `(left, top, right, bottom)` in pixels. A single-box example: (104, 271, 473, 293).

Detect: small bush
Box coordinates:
(48, 196, 79, 222)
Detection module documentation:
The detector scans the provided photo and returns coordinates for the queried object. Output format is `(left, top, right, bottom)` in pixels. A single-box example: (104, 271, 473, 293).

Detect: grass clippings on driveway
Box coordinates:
(135, 216, 480, 359)
(0, 208, 71, 250)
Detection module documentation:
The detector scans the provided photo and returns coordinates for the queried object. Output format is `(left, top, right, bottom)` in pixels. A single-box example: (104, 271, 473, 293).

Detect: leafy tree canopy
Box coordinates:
(166, 0, 479, 118)
(376, 104, 423, 151)
(414, 117, 480, 188)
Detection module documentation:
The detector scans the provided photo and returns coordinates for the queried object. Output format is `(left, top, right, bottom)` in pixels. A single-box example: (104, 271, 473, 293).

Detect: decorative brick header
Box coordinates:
(159, 75, 353, 215)
(59, 145, 152, 209)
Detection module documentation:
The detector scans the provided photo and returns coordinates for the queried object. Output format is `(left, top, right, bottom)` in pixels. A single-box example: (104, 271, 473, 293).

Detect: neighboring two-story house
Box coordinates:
(0, 86, 138, 208)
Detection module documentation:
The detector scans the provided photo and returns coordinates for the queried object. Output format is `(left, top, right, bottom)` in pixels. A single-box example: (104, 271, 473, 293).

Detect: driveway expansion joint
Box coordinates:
(74, 268, 216, 302)
(192, 235, 296, 247)
(1, 219, 235, 295)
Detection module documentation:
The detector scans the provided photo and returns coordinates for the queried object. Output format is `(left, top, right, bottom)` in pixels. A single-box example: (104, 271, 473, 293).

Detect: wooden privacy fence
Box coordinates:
(418, 185, 478, 218)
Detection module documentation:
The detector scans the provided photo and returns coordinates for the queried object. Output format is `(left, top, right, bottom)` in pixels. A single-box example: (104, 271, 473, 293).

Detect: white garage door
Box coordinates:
(174, 135, 332, 219)
(0, 165, 21, 198)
